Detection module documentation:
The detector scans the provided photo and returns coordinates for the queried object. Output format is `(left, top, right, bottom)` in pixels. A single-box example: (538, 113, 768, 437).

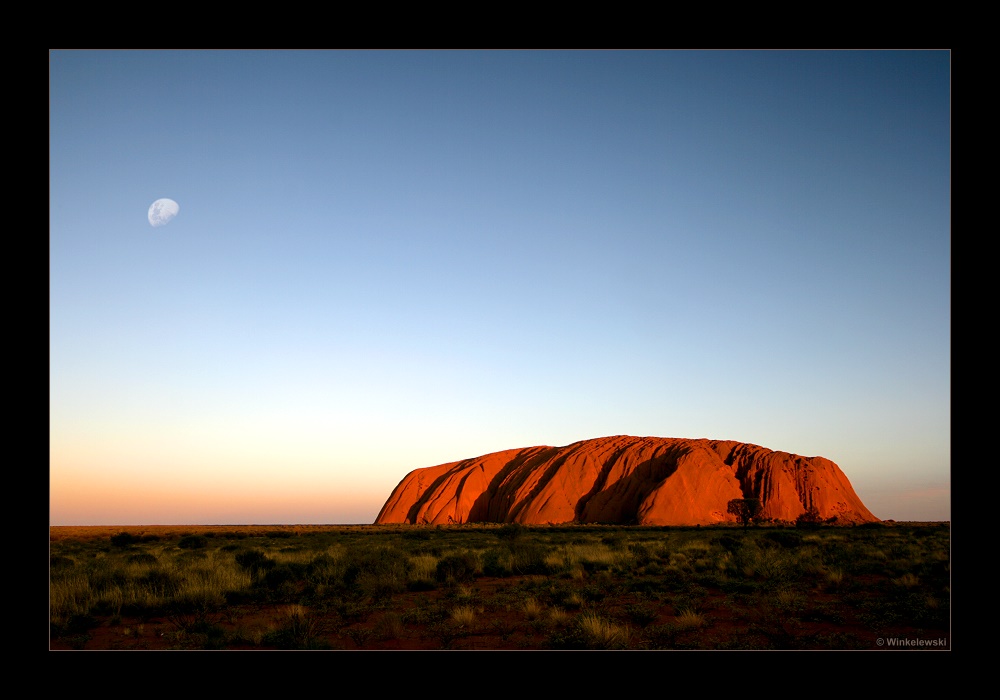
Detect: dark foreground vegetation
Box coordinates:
(50, 522, 950, 650)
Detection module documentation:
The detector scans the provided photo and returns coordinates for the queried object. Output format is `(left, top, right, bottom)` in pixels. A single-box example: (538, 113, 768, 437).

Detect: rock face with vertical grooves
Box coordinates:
(374, 436, 878, 526)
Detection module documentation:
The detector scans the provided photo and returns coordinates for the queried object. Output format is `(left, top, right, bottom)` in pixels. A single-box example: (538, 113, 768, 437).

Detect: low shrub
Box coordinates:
(765, 531, 803, 548)
(407, 579, 437, 591)
(374, 612, 405, 640)
(126, 552, 158, 565)
(344, 546, 412, 600)
(717, 536, 741, 553)
(141, 569, 181, 597)
(50, 555, 75, 571)
(495, 523, 525, 542)
(235, 549, 276, 574)
(481, 547, 513, 577)
(111, 532, 139, 547)
(261, 605, 327, 649)
(435, 553, 478, 584)
(57, 613, 98, 636)
(795, 516, 822, 530)
(261, 564, 299, 591)
(624, 602, 660, 626)
(509, 541, 548, 575)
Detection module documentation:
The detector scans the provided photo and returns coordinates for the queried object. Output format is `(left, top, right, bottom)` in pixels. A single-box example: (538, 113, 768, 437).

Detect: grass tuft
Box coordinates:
(577, 613, 631, 649)
(450, 605, 477, 626)
(675, 608, 706, 630)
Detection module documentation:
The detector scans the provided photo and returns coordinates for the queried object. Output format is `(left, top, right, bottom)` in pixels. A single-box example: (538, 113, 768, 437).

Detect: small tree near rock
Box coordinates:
(795, 505, 823, 529)
(727, 498, 763, 530)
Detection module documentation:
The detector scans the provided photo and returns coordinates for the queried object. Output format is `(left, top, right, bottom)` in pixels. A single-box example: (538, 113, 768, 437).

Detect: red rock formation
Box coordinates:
(374, 436, 878, 526)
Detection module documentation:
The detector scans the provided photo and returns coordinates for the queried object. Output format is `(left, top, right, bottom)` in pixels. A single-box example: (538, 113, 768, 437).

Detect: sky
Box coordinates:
(50, 50, 950, 525)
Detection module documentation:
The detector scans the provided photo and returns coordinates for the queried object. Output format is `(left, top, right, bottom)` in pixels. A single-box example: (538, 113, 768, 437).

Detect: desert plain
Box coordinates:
(49, 520, 950, 651)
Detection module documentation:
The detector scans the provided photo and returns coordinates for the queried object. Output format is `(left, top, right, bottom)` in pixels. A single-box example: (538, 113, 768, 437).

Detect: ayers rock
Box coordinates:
(375, 435, 878, 526)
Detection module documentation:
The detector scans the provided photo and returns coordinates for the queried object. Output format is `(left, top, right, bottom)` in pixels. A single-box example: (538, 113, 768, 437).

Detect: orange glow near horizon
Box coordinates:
(50, 457, 390, 525)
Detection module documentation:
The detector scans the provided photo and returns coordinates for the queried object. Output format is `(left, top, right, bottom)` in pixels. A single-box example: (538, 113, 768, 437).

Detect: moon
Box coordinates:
(148, 198, 180, 227)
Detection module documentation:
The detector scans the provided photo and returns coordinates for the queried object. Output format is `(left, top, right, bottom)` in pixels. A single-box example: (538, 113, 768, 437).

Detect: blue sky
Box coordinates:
(50, 50, 950, 524)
